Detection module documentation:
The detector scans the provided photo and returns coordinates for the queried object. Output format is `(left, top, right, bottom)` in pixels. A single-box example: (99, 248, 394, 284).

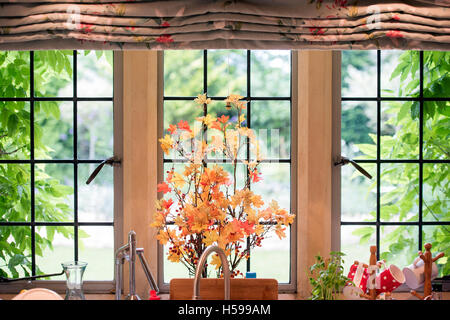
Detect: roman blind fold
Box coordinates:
(0, 0, 449, 50)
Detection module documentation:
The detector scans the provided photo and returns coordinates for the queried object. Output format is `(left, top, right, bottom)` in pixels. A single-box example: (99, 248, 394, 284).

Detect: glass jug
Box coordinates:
(62, 261, 88, 300)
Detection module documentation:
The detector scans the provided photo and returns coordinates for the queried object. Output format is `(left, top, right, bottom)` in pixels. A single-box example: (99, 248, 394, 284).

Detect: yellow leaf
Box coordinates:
(159, 134, 173, 155)
(171, 172, 186, 189)
(196, 114, 216, 127)
(156, 230, 169, 245)
(202, 230, 219, 246)
(275, 225, 286, 239)
(210, 253, 222, 270)
(194, 93, 212, 105)
(255, 224, 264, 235)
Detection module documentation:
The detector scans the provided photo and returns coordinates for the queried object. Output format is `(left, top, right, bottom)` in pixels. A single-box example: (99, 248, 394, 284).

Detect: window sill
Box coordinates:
(2, 292, 449, 300)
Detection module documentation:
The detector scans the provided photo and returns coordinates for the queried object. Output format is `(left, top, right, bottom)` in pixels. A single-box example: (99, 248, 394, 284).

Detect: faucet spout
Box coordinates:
(114, 230, 159, 300)
(192, 246, 230, 300)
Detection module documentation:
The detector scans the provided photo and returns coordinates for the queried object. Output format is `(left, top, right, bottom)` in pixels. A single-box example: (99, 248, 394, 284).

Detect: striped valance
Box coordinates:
(0, 0, 449, 50)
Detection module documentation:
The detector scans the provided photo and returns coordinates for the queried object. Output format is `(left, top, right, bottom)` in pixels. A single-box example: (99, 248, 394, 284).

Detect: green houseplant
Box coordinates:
(308, 251, 349, 300)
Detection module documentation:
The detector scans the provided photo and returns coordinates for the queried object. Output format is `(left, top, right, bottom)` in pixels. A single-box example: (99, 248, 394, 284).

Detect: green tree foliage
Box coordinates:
(0, 50, 75, 278)
(0, 50, 111, 278)
(353, 51, 449, 276)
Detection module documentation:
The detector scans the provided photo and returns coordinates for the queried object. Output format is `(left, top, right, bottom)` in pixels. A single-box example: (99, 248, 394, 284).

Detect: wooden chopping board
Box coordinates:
(169, 278, 278, 300)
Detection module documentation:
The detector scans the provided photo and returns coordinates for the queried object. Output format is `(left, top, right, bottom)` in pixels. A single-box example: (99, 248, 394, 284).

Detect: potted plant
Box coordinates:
(308, 251, 349, 300)
(151, 93, 295, 278)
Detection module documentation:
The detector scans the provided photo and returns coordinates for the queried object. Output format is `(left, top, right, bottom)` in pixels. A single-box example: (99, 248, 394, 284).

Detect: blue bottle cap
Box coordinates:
(246, 272, 256, 278)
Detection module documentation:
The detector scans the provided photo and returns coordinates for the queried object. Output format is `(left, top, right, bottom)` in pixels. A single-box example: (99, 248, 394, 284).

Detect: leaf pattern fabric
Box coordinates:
(0, 0, 449, 50)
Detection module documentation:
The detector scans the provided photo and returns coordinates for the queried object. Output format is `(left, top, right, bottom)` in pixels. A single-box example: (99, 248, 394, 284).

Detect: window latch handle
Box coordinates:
(334, 156, 373, 180)
(86, 156, 121, 185)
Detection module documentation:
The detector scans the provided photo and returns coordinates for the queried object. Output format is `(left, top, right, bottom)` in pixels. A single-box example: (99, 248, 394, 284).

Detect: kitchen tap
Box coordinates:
(115, 230, 159, 300)
(192, 245, 230, 300)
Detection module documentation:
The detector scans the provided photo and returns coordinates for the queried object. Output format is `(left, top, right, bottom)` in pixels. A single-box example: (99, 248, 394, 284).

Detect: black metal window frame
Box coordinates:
(161, 49, 294, 285)
(340, 50, 450, 259)
(0, 50, 114, 278)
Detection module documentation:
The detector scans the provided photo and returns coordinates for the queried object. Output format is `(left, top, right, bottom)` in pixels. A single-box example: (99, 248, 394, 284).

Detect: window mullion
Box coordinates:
(30, 50, 36, 276)
(376, 49, 381, 260)
(418, 50, 424, 251)
(73, 50, 79, 262)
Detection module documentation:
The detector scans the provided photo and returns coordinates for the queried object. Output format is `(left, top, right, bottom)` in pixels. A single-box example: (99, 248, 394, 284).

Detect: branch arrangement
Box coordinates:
(151, 93, 295, 277)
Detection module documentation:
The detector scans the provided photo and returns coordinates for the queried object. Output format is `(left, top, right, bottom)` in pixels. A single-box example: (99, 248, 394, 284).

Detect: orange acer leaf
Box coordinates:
(168, 124, 177, 134)
(239, 220, 255, 235)
(161, 198, 174, 210)
(177, 120, 191, 132)
(209, 121, 222, 131)
(250, 169, 262, 183)
(157, 182, 172, 194)
(218, 114, 230, 124)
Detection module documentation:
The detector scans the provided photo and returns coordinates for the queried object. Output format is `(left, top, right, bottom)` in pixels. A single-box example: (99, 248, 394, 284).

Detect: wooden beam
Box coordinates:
(295, 50, 339, 298)
(121, 51, 159, 299)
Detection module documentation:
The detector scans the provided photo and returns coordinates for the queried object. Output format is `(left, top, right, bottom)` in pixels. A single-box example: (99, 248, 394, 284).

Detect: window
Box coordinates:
(160, 50, 294, 290)
(0, 50, 117, 286)
(340, 50, 449, 276)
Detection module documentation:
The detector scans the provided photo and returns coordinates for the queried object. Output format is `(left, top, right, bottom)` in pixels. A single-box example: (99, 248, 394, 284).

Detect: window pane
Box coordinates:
(164, 50, 203, 97)
(251, 101, 290, 160)
(423, 101, 449, 160)
(78, 226, 114, 281)
(341, 163, 377, 222)
(423, 51, 450, 98)
(423, 225, 450, 277)
(34, 50, 73, 97)
(36, 225, 74, 280)
(341, 225, 376, 274)
(78, 164, 114, 222)
(250, 228, 290, 283)
(251, 163, 290, 212)
(162, 49, 292, 285)
(163, 225, 191, 282)
(341, 50, 377, 97)
(341, 101, 377, 160)
(207, 100, 248, 161)
(251, 50, 290, 97)
(0, 51, 30, 98)
(0, 101, 30, 160)
(77, 51, 113, 97)
(210, 163, 247, 191)
(381, 50, 419, 97)
(207, 50, 247, 97)
(380, 163, 418, 222)
(0, 226, 32, 278)
(77, 101, 113, 160)
(0, 164, 31, 222)
(34, 101, 73, 160)
(380, 225, 418, 269)
(162, 163, 191, 216)
(381, 101, 419, 160)
(163, 100, 203, 159)
(35, 163, 74, 222)
(423, 163, 449, 222)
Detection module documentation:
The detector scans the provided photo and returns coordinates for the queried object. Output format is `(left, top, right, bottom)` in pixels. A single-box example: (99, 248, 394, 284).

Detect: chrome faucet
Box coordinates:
(115, 230, 159, 300)
(192, 245, 231, 300)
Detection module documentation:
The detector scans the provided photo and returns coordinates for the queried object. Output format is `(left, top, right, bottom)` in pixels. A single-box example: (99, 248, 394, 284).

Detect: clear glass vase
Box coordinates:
(62, 261, 88, 300)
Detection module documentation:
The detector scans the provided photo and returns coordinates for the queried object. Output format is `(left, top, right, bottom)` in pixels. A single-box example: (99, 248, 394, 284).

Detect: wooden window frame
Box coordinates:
(120, 50, 341, 299)
(0, 51, 123, 294)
